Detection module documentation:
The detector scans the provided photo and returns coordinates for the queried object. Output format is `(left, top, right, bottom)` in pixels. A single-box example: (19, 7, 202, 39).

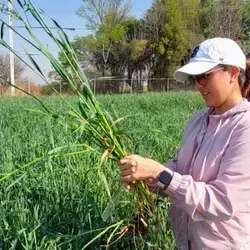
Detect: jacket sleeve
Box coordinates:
(147, 148, 180, 196)
(163, 121, 250, 221)
(164, 157, 178, 172)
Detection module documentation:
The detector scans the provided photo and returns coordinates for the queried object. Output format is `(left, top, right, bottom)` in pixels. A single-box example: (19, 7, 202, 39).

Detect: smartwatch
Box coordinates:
(157, 170, 173, 190)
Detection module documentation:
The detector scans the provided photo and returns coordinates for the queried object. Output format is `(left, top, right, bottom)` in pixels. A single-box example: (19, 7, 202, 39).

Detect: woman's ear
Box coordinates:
(229, 66, 240, 83)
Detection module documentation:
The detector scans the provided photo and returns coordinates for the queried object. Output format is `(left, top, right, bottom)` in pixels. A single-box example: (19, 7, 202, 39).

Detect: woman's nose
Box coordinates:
(195, 81, 205, 92)
(195, 78, 207, 89)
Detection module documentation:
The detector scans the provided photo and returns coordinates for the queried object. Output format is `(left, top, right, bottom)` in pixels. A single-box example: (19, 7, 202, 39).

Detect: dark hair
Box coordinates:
(238, 61, 250, 101)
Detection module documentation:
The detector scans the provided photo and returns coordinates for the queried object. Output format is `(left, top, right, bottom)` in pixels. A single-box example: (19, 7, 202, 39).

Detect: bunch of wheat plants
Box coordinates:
(0, 0, 156, 247)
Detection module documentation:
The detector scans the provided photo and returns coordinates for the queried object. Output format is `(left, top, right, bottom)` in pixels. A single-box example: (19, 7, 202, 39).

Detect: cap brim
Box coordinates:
(174, 62, 219, 82)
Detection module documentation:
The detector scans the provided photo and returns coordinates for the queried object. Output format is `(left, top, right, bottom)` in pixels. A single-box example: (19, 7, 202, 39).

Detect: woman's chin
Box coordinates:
(202, 94, 215, 107)
(203, 100, 215, 108)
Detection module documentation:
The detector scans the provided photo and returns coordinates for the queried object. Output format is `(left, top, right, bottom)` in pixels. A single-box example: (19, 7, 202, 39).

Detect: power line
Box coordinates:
(0, 48, 61, 53)
(11, 25, 89, 31)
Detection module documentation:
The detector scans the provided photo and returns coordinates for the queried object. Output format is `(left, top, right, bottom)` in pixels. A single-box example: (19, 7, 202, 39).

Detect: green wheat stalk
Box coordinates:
(0, 0, 156, 247)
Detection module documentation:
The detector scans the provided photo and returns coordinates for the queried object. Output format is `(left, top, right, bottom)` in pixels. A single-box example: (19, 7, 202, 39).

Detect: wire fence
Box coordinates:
(0, 77, 195, 96)
(89, 77, 195, 94)
(0, 79, 41, 96)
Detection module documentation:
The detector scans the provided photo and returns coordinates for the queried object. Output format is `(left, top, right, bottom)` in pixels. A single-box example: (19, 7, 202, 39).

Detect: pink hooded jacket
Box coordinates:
(157, 99, 250, 249)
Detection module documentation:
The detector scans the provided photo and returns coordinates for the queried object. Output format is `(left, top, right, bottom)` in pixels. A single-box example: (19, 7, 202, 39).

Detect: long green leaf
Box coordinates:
(6, 173, 26, 192)
(16, 0, 24, 8)
(0, 22, 4, 39)
(25, 50, 45, 77)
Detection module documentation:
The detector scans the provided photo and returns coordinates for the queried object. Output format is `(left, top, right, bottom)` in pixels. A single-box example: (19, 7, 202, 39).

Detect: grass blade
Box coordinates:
(82, 220, 124, 250)
(25, 50, 45, 77)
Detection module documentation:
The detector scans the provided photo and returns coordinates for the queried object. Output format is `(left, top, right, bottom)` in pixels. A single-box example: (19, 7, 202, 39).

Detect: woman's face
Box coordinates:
(193, 66, 241, 113)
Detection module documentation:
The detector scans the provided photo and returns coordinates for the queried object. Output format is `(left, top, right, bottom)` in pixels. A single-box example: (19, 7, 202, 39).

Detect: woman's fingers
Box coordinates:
(119, 163, 130, 171)
(124, 181, 136, 192)
(121, 174, 136, 183)
(120, 158, 138, 168)
(120, 162, 137, 175)
(119, 155, 138, 165)
(119, 156, 132, 165)
(119, 155, 140, 190)
(125, 183, 132, 192)
(120, 168, 133, 177)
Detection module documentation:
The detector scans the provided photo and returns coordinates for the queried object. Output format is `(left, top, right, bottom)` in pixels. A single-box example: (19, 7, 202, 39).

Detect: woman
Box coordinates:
(119, 38, 250, 250)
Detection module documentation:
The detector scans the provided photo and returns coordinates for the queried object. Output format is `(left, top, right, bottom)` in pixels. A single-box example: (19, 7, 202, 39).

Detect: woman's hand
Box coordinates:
(119, 155, 166, 191)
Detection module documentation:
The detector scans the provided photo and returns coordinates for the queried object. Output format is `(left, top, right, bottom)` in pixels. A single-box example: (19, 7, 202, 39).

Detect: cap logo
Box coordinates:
(191, 46, 199, 58)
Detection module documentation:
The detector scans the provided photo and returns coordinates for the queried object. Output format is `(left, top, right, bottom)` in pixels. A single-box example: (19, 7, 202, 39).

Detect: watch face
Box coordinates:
(159, 171, 172, 185)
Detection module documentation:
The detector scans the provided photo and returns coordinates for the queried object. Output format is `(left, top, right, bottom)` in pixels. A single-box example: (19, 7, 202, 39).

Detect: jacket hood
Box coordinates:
(208, 99, 250, 120)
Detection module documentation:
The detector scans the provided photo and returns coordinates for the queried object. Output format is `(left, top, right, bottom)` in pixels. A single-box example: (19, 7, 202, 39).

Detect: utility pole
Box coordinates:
(8, 0, 15, 96)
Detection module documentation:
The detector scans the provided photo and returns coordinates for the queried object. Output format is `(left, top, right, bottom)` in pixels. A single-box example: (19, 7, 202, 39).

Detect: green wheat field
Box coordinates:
(0, 92, 204, 249)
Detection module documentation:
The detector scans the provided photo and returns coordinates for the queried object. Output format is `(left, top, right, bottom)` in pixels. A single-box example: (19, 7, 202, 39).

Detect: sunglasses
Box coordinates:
(188, 67, 226, 86)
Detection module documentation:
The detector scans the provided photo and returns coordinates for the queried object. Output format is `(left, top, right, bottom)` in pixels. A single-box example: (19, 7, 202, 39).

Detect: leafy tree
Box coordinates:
(57, 15, 152, 88)
(55, 0, 206, 85)
(107, 18, 153, 80)
(144, 0, 201, 78)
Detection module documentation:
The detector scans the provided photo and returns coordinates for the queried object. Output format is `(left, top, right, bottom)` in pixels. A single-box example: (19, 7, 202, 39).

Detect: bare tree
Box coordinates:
(204, 0, 245, 40)
(76, 0, 131, 31)
(0, 53, 25, 86)
(143, 0, 167, 45)
(76, 0, 133, 76)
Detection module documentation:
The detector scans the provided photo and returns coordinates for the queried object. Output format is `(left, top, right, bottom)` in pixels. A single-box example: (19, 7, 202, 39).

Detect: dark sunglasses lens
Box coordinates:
(195, 74, 205, 81)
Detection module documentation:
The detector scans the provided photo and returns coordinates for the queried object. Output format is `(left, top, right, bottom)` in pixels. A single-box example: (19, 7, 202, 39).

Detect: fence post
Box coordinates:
(167, 78, 170, 92)
(162, 81, 165, 92)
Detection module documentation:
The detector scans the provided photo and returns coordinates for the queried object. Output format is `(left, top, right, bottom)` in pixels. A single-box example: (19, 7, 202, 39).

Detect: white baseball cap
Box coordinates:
(174, 37, 246, 82)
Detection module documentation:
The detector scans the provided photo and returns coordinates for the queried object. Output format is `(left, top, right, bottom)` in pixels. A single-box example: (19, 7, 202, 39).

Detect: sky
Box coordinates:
(0, 0, 153, 85)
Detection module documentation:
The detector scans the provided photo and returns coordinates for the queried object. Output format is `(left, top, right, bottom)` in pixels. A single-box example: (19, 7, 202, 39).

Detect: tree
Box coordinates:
(106, 18, 152, 77)
(76, 0, 131, 76)
(242, 0, 250, 53)
(144, 0, 202, 78)
(0, 53, 25, 86)
(76, 0, 131, 31)
(201, 0, 245, 40)
(123, 18, 154, 87)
